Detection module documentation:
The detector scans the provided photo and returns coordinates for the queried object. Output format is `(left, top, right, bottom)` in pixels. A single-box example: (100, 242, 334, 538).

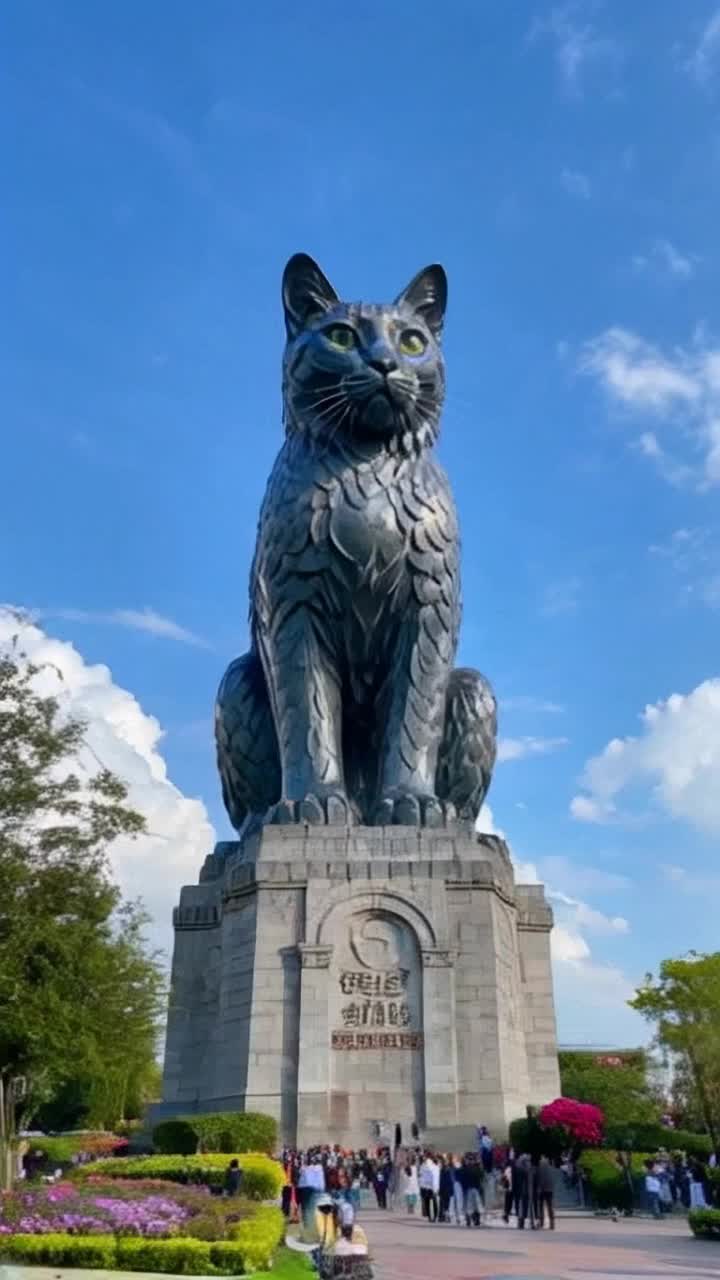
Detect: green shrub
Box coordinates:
(508, 1115, 565, 1159)
(116, 1236, 214, 1274)
(153, 1111, 277, 1156)
(225, 1207, 284, 1272)
(74, 1151, 284, 1199)
(32, 1135, 78, 1166)
(578, 1149, 651, 1209)
(152, 1119, 199, 1156)
(0, 1234, 117, 1269)
(25, 1132, 126, 1170)
(689, 1208, 720, 1239)
(604, 1122, 713, 1159)
(0, 1209, 285, 1273)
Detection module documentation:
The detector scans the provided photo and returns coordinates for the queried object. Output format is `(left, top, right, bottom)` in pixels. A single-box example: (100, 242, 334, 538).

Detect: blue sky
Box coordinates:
(4, 1, 720, 1046)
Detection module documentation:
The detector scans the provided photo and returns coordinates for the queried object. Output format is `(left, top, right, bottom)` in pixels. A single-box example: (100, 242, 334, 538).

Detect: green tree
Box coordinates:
(0, 627, 166, 1186)
(559, 1049, 661, 1140)
(629, 953, 720, 1148)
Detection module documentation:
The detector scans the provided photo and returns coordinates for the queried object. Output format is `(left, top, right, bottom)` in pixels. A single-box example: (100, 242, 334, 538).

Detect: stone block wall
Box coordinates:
(156, 826, 560, 1145)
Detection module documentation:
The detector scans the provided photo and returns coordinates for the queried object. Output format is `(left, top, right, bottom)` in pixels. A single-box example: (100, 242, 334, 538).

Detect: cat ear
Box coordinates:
(282, 253, 339, 338)
(395, 264, 447, 338)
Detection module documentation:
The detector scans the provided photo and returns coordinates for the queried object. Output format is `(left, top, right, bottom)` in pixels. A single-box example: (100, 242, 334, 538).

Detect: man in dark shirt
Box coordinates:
(224, 1158, 243, 1196)
(512, 1154, 530, 1228)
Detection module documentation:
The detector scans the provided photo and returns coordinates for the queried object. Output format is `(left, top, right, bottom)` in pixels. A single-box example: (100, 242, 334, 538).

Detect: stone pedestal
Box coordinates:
(155, 826, 560, 1148)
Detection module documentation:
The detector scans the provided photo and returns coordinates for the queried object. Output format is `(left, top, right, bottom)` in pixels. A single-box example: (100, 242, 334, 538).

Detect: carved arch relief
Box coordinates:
(315, 890, 436, 951)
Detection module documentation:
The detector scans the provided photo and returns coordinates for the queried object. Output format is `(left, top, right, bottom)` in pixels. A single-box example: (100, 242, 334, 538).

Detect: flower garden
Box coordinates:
(0, 1151, 298, 1274)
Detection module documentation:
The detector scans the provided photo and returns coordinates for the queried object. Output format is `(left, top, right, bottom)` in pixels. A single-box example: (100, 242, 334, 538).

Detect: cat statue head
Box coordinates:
(281, 253, 447, 454)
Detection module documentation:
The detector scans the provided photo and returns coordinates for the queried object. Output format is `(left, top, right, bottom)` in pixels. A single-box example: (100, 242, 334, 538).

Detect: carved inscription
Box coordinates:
(333, 968, 419, 1048)
(332, 1031, 424, 1050)
(339, 969, 408, 996)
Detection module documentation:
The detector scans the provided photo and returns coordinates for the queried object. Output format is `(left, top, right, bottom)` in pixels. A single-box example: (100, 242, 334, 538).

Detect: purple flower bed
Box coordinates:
(0, 1182, 192, 1238)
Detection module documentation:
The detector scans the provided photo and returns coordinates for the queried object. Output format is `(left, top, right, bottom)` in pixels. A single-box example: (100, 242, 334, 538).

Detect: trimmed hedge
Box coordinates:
(73, 1152, 284, 1200)
(604, 1123, 713, 1160)
(0, 1208, 285, 1273)
(152, 1120, 198, 1157)
(689, 1208, 720, 1240)
(153, 1112, 277, 1156)
(0, 1235, 117, 1270)
(578, 1149, 651, 1209)
(24, 1133, 126, 1168)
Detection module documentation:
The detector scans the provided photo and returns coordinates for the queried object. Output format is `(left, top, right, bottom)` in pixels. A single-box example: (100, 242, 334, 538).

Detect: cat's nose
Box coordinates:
(368, 355, 398, 377)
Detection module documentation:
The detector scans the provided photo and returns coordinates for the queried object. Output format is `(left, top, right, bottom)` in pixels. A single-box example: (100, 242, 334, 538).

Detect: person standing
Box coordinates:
(281, 1160, 293, 1218)
(419, 1153, 439, 1222)
(513, 1154, 531, 1229)
(644, 1161, 662, 1219)
(501, 1157, 514, 1223)
(307, 1156, 326, 1229)
(689, 1160, 708, 1210)
(439, 1157, 454, 1223)
(400, 1160, 420, 1214)
(478, 1127, 494, 1180)
(223, 1158, 243, 1197)
(463, 1156, 484, 1227)
(537, 1156, 555, 1229)
(373, 1163, 388, 1209)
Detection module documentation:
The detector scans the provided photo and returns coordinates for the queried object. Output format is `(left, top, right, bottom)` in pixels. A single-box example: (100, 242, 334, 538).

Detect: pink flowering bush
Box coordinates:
(0, 1181, 198, 1238)
(540, 1097, 605, 1146)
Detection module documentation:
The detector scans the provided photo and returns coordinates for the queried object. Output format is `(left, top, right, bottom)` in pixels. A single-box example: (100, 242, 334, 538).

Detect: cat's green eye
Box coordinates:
(325, 325, 357, 351)
(398, 329, 427, 356)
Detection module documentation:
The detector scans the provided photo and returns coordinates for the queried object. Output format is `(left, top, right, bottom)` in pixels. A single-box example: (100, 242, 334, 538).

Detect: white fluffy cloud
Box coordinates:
(44, 606, 208, 648)
(512, 850, 639, 1042)
(497, 736, 569, 763)
(579, 327, 720, 489)
(632, 238, 697, 281)
(0, 609, 216, 958)
(478, 799, 640, 1043)
(535, 854, 630, 895)
(528, 5, 619, 96)
(571, 678, 720, 833)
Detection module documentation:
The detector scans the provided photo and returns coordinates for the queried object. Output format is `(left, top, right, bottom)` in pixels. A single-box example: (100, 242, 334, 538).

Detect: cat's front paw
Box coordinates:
(374, 790, 456, 828)
(265, 790, 355, 826)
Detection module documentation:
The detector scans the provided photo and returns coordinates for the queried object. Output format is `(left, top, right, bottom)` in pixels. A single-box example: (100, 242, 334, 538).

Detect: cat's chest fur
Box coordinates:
(329, 470, 408, 572)
(254, 440, 458, 624)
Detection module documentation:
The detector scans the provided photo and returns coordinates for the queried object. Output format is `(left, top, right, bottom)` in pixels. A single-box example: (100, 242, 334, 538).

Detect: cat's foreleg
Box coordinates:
(374, 606, 453, 827)
(257, 608, 351, 825)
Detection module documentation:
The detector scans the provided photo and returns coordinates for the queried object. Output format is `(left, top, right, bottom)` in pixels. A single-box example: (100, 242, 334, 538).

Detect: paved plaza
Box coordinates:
(364, 1209, 720, 1280)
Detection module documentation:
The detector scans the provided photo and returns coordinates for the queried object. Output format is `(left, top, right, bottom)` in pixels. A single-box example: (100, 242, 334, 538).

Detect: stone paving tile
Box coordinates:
(364, 1209, 719, 1280)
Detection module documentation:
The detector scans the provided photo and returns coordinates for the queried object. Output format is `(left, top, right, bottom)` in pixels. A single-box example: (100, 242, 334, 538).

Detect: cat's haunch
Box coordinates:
(215, 254, 497, 831)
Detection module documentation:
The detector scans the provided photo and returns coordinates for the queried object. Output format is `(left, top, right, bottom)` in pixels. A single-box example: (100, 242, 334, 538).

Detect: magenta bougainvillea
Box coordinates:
(539, 1097, 604, 1146)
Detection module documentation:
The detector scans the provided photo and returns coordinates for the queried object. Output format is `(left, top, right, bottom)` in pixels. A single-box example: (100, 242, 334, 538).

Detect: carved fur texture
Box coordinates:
(215, 254, 497, 830)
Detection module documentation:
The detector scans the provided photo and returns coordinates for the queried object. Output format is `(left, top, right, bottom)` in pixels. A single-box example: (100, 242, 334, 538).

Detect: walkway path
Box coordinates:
(364, 1208, 719, 1280)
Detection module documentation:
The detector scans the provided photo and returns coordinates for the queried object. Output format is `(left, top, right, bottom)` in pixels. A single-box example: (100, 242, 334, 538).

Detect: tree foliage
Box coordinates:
(629, 952, 720, 1147)
(0, 629, 166, 1183)
(559, 1049, 661, 1140)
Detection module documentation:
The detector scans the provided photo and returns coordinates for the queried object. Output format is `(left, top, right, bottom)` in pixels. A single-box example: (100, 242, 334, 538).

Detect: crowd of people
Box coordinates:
(638, 1150, 715, 1218)
(279, 1128, 559, 1232)
(277, 1131, 719, 1243)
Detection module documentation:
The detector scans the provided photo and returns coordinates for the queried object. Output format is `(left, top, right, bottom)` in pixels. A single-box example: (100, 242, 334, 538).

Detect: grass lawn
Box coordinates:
(269, 1246, 314, 1277)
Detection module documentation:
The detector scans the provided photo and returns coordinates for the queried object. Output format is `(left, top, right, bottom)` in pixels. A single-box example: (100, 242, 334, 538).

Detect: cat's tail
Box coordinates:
(215, 649, 281, 833)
